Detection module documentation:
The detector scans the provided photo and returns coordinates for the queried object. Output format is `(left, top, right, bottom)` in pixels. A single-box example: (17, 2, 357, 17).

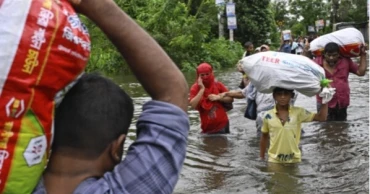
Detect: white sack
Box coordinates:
(309, 27, 365, 57)
(241, 51, 326, 97)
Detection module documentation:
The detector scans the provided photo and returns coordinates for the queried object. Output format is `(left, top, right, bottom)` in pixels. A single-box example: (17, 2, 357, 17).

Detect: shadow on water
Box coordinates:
(110, 67, 369, 194)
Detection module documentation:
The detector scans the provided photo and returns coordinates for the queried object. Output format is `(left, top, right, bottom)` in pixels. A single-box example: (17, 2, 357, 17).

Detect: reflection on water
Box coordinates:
(260, 163, 303, 194)
(111, 67, 369, 194)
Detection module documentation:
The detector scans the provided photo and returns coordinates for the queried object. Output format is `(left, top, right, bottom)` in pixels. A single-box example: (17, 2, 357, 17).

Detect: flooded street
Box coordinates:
(112, 67, 369, 194)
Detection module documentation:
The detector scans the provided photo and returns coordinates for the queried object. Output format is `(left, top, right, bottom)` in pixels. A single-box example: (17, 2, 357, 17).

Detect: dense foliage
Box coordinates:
(81, 0, 368, 74)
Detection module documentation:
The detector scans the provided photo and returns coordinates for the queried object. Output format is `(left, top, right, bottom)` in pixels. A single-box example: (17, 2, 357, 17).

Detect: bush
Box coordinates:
(81, 0, 244, 74)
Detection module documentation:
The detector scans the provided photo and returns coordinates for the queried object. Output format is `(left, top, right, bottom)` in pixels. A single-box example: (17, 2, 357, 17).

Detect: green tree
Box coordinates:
(232, 0, 276, 46)
(272, 0, 290, 30)
(81, 0, 243, 74)
(288, 0, 367, 36)
(289, 0, 330, 35)
(336, 0, 367, 22)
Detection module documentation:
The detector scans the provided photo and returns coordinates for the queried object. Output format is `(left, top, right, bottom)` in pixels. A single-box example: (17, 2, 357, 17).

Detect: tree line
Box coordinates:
(81, 0, 368, 74)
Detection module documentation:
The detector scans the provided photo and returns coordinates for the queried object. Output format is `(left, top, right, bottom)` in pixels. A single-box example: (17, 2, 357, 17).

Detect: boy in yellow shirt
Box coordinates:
(260, 87, 328, 163)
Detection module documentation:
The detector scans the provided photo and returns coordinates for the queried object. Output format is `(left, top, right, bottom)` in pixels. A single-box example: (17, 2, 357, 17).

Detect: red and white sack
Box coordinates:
(241, 51, 326, 97)
(0, 0, 90, 193)
(309, 28, 365, 57)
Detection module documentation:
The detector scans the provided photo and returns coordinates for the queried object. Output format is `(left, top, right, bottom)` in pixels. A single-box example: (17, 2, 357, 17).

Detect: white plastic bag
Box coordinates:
(241, 51, 327, 97)
(319, 87, 336, 104)
(309, 27, 365, 57)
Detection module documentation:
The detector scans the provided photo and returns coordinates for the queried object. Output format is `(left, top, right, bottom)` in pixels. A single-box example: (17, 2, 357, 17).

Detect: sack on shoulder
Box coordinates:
(244, 98, 257, 120)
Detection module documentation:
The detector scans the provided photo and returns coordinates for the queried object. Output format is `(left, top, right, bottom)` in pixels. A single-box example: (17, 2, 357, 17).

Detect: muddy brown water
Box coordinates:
(112, 67, 369, 194)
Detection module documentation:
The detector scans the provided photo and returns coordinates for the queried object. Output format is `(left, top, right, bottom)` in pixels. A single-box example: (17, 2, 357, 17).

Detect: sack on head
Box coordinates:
(241, 51, 328, 97)
(0, 0, 90, 193)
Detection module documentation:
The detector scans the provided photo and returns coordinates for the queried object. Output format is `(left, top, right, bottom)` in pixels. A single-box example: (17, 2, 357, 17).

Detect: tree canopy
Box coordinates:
(82, 0, 368, 74)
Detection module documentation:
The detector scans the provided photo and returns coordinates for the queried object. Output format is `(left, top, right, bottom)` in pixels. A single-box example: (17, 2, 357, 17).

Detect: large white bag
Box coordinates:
(309, 27, 365, 57)
(241, 51, 328, 97)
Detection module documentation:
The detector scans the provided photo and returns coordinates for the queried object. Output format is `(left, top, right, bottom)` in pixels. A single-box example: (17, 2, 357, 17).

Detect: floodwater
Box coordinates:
(112, 67, 369, 194)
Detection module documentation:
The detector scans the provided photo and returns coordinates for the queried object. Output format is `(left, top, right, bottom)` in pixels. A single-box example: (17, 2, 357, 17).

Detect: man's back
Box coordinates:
(33, 100, 189, 194)
(34, 0, 189, 193)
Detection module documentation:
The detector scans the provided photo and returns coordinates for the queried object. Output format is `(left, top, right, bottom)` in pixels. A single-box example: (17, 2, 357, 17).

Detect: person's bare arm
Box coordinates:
(313, 103, 328, 122)
(219, 96, 234, 103)
(208, 94, 233, 103)
(71, 0, 188, 111)
(221, 90, 245, 99)
(260, 132, 269, 160)
(357, 46, 367, 76)
(189, 78, 204, 109)
(189, 89, 204, 109)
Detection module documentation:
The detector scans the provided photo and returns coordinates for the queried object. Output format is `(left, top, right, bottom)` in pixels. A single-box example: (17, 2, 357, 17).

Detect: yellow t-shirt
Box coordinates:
(261, 106, 315, 163)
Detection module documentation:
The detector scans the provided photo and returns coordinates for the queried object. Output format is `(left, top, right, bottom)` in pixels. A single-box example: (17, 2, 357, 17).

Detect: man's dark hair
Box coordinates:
(244, 41, 253, 48)
(324, 42, 340, 54)
(53, 73, 134, 158)
(273, 87, 294, 97)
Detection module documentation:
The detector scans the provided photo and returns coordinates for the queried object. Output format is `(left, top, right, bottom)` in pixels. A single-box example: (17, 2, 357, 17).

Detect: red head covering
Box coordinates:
(189, 63, 229, 133)
(193, 63, 218, 110)
(196, 63, 215, 88)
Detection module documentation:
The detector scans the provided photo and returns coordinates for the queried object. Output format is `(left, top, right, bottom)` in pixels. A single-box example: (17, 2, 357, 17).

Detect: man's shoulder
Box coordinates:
(313, 55, 324, 65)
(291, 106, 313, 117)
(140, 100, 189, 135)
(338, 57, 355, 65)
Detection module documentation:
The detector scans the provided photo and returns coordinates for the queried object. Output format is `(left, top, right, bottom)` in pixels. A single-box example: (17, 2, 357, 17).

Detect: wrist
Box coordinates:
(79, 0, 117, 23)
(218, 95, 223, 101)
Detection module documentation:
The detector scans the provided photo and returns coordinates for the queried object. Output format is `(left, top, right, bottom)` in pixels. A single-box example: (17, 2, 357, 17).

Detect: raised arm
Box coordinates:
(67, 1, 190, 194)
(313, 103, 328, 122)
(189, 78, 204, 109)
(356, 46, 368, 76)
(71, 0, 188, 111)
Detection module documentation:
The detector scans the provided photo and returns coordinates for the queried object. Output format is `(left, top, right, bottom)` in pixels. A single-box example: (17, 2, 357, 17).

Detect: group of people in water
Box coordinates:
(188, 36, 368, 164)
(2, 0, 367, 193)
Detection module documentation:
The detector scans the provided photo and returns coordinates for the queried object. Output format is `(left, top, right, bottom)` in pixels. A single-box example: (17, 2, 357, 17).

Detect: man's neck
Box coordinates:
(276, 104, 289, 112)
(323, 58, 339, 68)
(43, 153, 104, 194)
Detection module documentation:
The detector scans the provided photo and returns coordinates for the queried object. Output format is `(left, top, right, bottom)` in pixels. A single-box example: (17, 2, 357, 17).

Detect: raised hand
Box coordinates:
(198, 77, 204, 90)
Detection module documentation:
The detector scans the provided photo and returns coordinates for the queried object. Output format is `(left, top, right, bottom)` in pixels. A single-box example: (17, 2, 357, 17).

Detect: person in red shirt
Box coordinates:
(189, 63, 234, 134)
(313, 42, 367, 121)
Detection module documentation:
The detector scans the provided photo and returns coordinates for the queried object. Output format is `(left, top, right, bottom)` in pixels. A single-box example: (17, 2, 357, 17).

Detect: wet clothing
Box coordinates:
(189, 82, 230, 134)
(189, 63, 230, 134)
(33, 101, 190, 194)
(243, 83, 297, 134)
(317, 103, 347, 121)
(213, 121, 230, 134)
(262, 106, 315, 163)
(314, 56, 359, 121)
